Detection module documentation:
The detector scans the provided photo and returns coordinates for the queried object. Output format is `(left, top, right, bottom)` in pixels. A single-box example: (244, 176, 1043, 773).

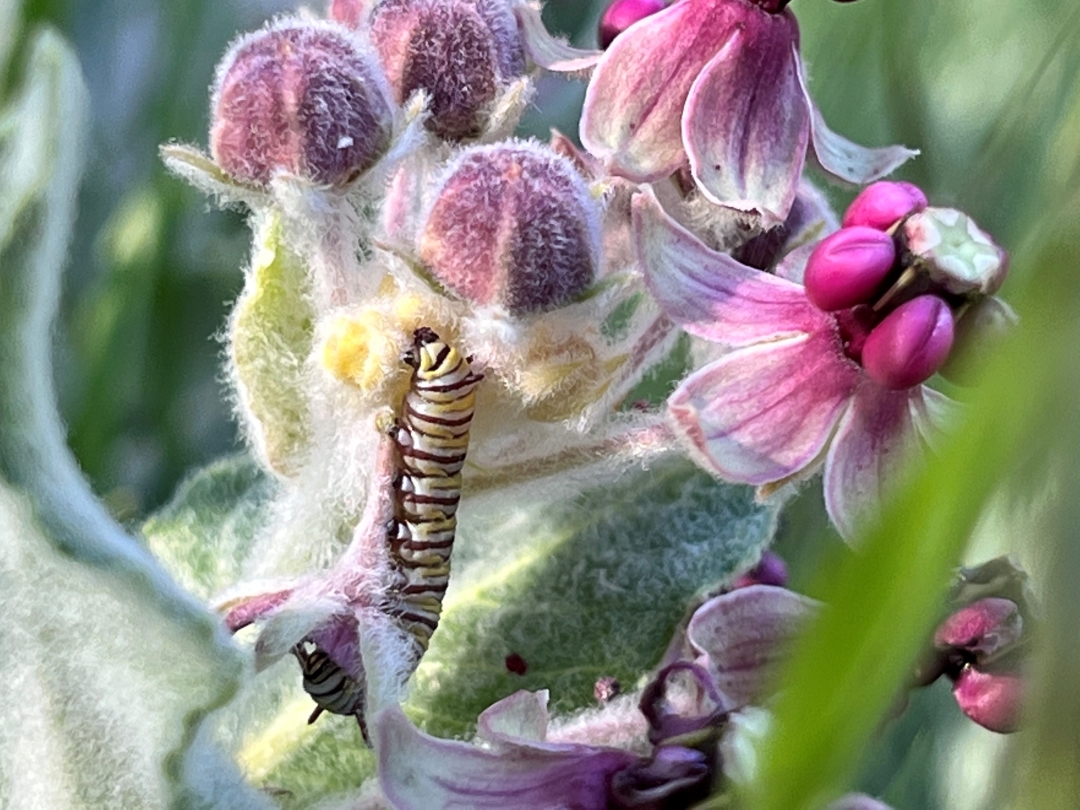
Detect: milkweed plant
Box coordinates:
(3, 0, 1080, 808)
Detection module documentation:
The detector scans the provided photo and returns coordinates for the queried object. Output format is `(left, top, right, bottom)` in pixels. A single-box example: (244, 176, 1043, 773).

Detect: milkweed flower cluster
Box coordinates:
(641, 180, 1010, 538)
(155, 0, 1020, 804)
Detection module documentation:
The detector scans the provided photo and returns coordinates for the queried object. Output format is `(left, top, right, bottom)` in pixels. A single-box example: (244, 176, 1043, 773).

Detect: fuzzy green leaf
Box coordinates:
(147, 452, 778, 804)
(0, 29, 265, 810)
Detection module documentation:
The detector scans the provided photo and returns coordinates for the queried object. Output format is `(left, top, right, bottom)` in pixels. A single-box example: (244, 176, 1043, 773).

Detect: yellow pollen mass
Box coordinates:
(321, 312, 395, 393)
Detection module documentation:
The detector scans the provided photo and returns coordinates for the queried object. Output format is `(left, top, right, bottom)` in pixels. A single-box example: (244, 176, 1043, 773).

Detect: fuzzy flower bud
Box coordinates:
(598, 0, 668, 50)
(210, 21, 394, 188)
(804, 226, 898, 312)
(841, 181, 927, 231)
(419, 141, 601, 316)
(902, 207, 1008, 296)
(370, 0, 526, 141)
(861, 294, 954, 390)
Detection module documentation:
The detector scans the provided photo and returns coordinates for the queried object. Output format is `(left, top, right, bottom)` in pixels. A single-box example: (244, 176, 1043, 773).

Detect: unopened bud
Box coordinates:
(842, 181, 927, 231)
(902, 207, 1008, 296)
(732, 551, 788, 590)
(419, 141, 601, 316)
(952, 665, 1023, 733)
(598, 0, 668, 50)
(861, 295, 954, 390)
(934, 598, 1023, 662)
(370, 0, 525, 141)
(804, 227, 897, 312)
(210, 21, 394, 188)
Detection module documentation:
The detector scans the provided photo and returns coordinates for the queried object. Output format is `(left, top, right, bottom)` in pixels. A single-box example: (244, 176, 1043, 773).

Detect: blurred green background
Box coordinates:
(7, 0, 1080, 806)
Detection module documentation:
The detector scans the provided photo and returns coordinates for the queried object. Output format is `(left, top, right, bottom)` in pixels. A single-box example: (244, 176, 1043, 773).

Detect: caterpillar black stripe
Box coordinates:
(388, 327, 483, 657)
(291, 641, 369, 742)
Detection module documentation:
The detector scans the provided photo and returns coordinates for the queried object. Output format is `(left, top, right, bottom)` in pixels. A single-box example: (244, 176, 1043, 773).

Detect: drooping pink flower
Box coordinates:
(579, 0, 917, 227)
(635, 189, 959, 537)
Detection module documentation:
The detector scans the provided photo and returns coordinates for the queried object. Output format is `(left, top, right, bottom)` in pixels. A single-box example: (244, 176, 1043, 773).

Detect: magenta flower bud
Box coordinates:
(370, 0, 525, 141)
(210, 22, 394, 189)
(732, 551, 788, 590)
(841, 181, 927, 231)
(934, 598, 1023, 661)
(804, 226, 898, 312)
(598, 0, 668, 50)
(902, 207, 1008, 296)
(419, 141, 601, 315)
(953, 666, 1024, 733)
(861, 295, 954, 390)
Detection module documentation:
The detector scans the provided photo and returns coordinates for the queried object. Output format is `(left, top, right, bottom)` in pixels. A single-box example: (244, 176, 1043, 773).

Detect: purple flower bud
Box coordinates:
(732, 551, 788, 590)
(902, 207, 1008, 296)
(861, 295, 954, 390)
(370, 0, 525, 141)
(952, 665, 1024, 733)
(804, 227, 898, 312)
(419, 141, 601, 315)
(841, 181, 927, 231)
(210, 21, 394, 188)
(598, 0, 668, 50)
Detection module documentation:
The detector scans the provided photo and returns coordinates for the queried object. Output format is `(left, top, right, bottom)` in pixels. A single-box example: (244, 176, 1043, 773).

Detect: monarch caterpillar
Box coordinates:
(291, 641, 369, 741)
(388, 326, 483, 657)
(289, 328, 481, 732)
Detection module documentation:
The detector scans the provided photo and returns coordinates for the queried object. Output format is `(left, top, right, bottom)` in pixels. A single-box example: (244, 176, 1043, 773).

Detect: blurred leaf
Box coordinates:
(0, 29, 264, 809)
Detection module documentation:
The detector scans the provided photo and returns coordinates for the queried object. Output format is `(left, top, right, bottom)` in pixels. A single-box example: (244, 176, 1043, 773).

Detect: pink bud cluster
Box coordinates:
(804, 181, 964, 390)
(923, 597, 1026, 733)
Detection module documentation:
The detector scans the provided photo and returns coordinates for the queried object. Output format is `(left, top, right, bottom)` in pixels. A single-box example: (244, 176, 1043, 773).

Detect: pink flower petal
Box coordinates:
(687, 585, 819, 709)
(824, 383, 954, 539)
(476, 689, 550, 746)
(634, 191, 831, 347)
(683, 11, 808, 227)
(515, 3, 602, 74)
(668, 329, 860, 485)
(375, 706, 638, 810)
(798, 58, 919, 184)
(581, 0, 745, 181)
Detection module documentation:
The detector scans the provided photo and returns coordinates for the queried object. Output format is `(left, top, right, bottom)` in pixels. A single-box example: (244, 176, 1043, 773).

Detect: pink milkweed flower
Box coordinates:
(580, 0, 917, 228)
(634, 190, 957, 538)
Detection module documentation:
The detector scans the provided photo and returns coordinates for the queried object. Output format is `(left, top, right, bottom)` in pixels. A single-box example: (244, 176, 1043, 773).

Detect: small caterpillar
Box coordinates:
(292, 641, 369, 741)
(388, 327, 483, 656)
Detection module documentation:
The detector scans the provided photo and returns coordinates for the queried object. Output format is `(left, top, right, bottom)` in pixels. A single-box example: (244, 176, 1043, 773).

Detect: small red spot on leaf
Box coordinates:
(505, 653, 528, 675)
